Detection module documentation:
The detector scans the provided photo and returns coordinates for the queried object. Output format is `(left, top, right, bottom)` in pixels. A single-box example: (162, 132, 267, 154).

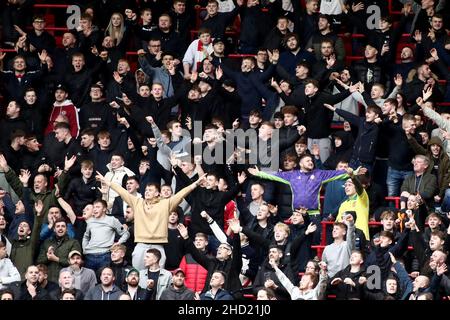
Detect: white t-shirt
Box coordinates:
(218, 0, 236, 12)
(320, 0, 343, 15)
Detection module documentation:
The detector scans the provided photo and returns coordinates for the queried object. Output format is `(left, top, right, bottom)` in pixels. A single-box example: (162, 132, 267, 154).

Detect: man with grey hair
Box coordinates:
(400, 154, 438, 207)
(49, 270, 84, 300)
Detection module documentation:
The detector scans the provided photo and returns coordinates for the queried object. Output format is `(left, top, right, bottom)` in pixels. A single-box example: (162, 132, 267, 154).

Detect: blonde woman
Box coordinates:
(105, 13, 127, 47)
(104, 13, 130, 68)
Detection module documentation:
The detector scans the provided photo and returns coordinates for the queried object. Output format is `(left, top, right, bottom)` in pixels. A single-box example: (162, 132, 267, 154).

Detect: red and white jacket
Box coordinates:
(182, 39, 214, 72)
(45, 99, 80, 138)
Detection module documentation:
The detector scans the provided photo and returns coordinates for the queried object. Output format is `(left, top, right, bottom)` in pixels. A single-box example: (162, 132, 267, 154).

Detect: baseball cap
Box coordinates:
(68, 250, 82, 259)
(213, 38, 224, 45)
(126, 268, 140, 277)
(55, 83, 68, 92)
(172, 268, 185, 276)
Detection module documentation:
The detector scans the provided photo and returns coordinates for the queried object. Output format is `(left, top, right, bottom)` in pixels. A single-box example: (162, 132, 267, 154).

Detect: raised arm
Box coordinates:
(96, 171, 139, 209)
(0, 154, 24, 198)
(178, 224, 213, 270)
(144, 116, 173, 157)
(333, 108, 361, 127)
(389, 253, 413, 299)
(271, 262, 297, 298)
(410, 227, 428, 269)
(31, 200, 46, 257)
(228, 219, 243, 272)
(241, 225, 272, 250)
(351, 174, 365, 196)
(138, 55, 156, 78)
(201, 211, 228, 244)
(312, 264, 329, 300)
(168, 174, 206, 213)
(344, 214, 356, 251)
(406, 134, 427, 155)
(247, 167, 290, 185)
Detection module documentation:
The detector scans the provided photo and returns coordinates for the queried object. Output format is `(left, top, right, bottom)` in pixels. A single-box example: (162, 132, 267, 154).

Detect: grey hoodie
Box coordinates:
(84, 284, 124, 300)
(159, 284, 195, 300)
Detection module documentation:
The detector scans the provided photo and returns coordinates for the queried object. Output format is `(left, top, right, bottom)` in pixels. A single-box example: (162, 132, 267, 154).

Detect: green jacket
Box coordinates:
(400, 172, 438, 205)
(5, 168, 69, 220)
(10, 212, 45, 279)
(36, 235, 82, 283)
(407, 136, 450, 197)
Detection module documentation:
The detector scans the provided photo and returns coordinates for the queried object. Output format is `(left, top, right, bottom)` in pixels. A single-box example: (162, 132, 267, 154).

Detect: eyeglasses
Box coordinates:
(150, 44, 161, 47)
(33, 20, 45, 24)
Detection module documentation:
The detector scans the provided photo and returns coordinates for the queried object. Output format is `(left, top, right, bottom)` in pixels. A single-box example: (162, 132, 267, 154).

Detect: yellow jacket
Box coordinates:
(337, 189, 370, 240)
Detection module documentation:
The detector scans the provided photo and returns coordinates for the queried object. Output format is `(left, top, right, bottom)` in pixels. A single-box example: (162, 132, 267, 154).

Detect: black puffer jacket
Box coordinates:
(352, 59, 385, 91)
(64, 176, 101, 215)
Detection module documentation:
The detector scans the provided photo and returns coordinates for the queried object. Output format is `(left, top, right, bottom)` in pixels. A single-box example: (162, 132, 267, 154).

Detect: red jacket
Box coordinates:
(178, 253, 208, 292)
(45, 99, 80, 138)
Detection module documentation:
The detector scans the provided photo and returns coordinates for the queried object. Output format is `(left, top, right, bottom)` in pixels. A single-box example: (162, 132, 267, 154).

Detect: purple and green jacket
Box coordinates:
(255, 169, 348, 214)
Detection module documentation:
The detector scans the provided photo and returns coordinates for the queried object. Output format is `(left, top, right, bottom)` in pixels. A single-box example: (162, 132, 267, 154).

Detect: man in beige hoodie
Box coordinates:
(96, 171, 206, 270)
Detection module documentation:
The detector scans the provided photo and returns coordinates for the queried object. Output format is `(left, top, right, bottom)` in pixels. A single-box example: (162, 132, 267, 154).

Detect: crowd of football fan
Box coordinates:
(0, 0, 450, 300)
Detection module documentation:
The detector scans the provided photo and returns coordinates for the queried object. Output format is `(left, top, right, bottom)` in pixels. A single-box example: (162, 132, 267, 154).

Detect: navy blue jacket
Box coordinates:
(218, 63, 276, 118)
(200, 288, 234, 300)
(0, 65, 46, 101)
(335, 109, 379, 164)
